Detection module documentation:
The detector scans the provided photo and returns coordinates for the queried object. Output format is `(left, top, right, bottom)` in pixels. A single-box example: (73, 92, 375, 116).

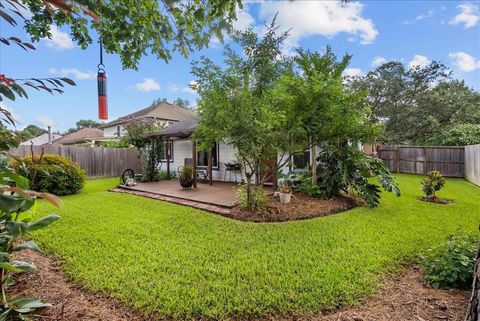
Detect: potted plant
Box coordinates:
(278, 181, 292, 204)
(178, 165, 194, 189)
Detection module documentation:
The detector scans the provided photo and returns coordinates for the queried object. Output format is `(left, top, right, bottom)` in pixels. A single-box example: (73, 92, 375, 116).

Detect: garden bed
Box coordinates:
(230, 193, 360, 222)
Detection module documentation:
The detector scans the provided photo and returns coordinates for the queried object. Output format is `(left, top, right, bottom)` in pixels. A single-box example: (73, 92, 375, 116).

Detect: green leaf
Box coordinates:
(13, 240, 41, 252)
(10, 298, 51, 313)
(0, 261, 35, 273)
(28, 214, 60, 232)
(6, 221, 29, 238)
(60, 77, 76, 86)
(0, 194, 21, 213)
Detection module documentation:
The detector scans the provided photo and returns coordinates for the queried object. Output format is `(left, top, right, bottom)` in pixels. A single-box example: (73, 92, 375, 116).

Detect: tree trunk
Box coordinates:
(465, 241, 480, 321)
(311, 138, 317, 186)
(245, 172, 253, 210)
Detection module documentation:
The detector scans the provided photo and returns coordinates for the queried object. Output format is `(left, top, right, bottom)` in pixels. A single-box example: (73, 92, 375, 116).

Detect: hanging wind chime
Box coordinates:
(97, 38, 108, 120)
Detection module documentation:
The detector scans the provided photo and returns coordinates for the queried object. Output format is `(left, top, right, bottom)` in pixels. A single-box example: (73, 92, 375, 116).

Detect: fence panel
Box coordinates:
(10, 145, 142, 177)
(378, 145, 465, 177)
(465, 144, 480, 186)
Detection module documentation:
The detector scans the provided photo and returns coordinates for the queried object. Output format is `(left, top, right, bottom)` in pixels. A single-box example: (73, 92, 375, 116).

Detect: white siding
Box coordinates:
(163, 139, 244, 182)
(103, 125, 126, 138)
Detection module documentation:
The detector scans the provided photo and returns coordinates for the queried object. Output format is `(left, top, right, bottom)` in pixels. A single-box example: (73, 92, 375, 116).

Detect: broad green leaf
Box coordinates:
(28, 214, 60, 232)
(13, 240, 41, 252)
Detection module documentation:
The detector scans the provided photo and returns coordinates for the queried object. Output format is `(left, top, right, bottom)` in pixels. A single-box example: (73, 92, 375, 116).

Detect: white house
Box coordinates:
(146, 116, 312, 186)
(100, 101, 194, 138)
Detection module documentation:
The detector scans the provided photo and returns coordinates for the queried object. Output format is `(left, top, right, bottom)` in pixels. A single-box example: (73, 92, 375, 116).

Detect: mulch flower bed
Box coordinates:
(420, 196, 453, 205)
(229, 193, 361, 223)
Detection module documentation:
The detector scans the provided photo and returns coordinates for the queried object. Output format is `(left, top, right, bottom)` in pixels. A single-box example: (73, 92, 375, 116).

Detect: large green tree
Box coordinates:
(192, 19, 291, 208)
(349, 61, 480, 145)
(17, 124, 47, 141)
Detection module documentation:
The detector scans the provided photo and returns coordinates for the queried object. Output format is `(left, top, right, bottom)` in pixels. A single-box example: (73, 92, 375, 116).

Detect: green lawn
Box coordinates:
(32, 174, 480, 319)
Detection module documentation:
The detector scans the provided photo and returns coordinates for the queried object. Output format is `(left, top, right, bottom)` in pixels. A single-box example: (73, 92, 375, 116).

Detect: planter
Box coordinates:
(179, 177, 193, 189)
(279, 192, 291, 204)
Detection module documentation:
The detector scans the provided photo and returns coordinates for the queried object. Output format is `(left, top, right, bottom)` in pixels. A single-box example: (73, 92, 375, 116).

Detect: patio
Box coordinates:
(117, 179, 273, 211)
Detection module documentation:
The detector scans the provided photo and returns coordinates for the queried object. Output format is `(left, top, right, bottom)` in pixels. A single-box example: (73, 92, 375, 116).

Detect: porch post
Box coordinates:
(208, 147, 213, 185)
(192, 140, 197, 188)
(166, 137, 170, 178)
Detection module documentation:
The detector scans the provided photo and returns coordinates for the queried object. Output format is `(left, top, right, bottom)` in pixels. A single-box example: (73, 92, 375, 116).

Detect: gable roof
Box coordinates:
(20, 133, 63, 146)
(100, 102, 195, 128)
(146, 115, 199, 139)
(53, 128, 104, 145)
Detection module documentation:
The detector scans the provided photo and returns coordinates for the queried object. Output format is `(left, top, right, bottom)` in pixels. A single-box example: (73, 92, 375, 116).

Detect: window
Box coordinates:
(160, 140, 174, 162)
(292, 150, 310, 170)
(197, 143, 219, 169)
(116, 125, 121, 137)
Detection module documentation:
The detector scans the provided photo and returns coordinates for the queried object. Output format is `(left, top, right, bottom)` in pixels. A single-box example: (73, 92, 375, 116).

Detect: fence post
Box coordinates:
(423, 146, 427, 174)
(395, 147, 400, 173)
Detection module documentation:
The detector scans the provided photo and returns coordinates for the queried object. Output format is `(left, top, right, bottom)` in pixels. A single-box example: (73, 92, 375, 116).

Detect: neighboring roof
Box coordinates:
(53, 128, 104, 145)
(20, 133, 63, 146)
(100, 102, 195, 128)
(146, 115, 199, 139)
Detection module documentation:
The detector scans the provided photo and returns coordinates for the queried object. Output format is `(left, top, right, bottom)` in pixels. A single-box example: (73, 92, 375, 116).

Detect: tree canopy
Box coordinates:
(349, 61, 480, 145)
(14, 0, 242, 69)
(192, 20, 382, 208)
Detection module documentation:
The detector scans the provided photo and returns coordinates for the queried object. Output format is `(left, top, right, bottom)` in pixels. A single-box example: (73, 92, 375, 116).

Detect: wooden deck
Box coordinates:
(118, 180, 272, 208)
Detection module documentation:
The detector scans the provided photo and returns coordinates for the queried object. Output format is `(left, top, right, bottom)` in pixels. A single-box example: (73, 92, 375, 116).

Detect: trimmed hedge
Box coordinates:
(11, 154, 85, 196)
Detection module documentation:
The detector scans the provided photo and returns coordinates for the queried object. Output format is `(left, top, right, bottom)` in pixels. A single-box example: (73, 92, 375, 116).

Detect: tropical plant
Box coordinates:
(0, 165, 61, 319)
(142, 138, 164, 182)
(420, 232, 478, 289)
(421, 170, 446, 199)
(315, 144, 400, 207)
(10, 154, 86, 196)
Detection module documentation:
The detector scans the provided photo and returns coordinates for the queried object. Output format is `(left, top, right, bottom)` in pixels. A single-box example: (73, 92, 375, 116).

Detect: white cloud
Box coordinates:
(0, 102, 21, 122)
(48, 67, 95, 80)
(408, 54, 430, 69)
(449, 51, 480, 72)
(343, 67, 364, 78)
(44, 25, 74, 50)
(372, 56, 387, 67)
(449, 3, 480, 28)
(257, 1, 378, 54)
(167, 81, 197, 94)
(36, 116, 55, 127)
(233, 6, 255, 31)
(134, 78, 161, 92)
(416, 9, 435, 21)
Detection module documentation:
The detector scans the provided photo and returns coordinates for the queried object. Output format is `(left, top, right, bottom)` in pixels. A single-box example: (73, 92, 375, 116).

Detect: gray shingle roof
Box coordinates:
(100, 102, 195, 128)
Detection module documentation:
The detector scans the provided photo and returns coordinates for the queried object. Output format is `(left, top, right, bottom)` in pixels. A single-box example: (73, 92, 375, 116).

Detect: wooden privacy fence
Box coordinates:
(465, 144, 480, 186)
(10, 145, 142, 177)
(378, 145, 465, 177)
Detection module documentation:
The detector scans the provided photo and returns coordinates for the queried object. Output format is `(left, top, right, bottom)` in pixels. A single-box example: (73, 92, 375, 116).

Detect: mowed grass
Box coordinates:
(32, 175, 480, 319)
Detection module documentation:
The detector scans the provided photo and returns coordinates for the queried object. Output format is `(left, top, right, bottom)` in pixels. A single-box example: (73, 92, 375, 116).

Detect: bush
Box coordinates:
(419, 233, 478, 289)
(421, 170, 445, 199)
(10, 154, 85, 196)
(236, 184, 267, 212)
(157, 170, 172, 180)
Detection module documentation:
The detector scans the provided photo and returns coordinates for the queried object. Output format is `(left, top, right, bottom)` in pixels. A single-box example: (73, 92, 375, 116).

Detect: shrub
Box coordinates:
(157, 170, 172, 180)
(10, 154, 85, 196)
(421, 170, 445, 199)
(236, 184, 267, 212)
(419, 233, 478, 289)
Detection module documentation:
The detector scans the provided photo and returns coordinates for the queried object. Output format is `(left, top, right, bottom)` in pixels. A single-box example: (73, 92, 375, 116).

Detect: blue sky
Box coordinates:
(1, 0, 479, 132)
